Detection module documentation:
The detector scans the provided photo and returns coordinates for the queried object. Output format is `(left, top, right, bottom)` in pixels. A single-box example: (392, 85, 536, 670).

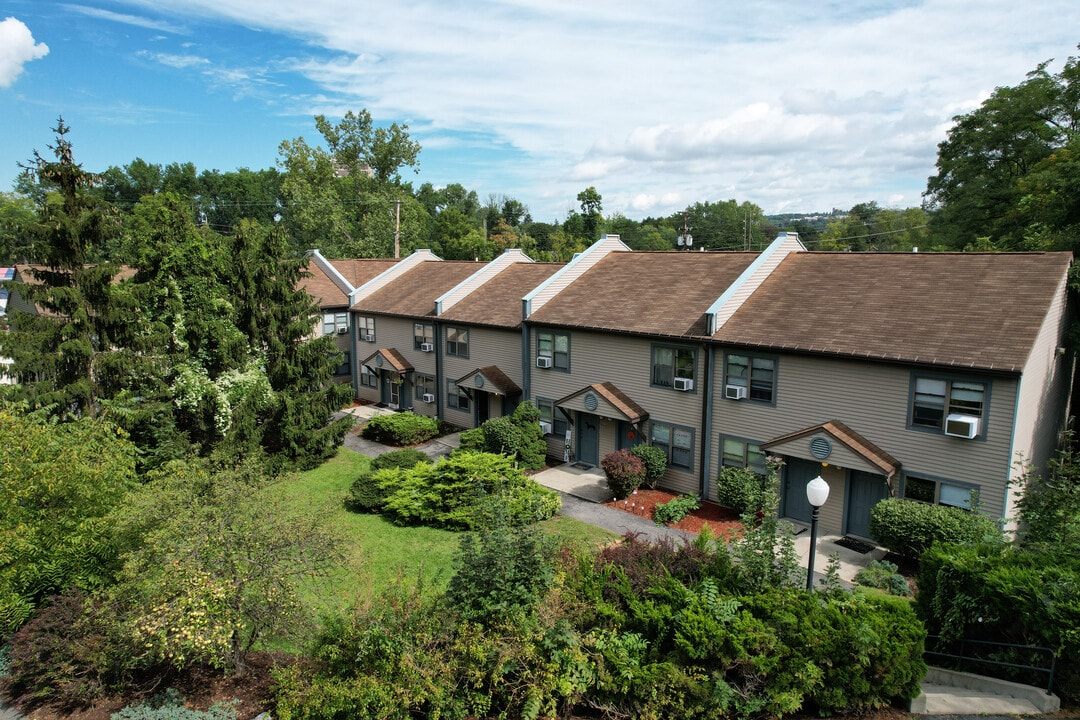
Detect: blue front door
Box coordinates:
(845, 471, 890, 538)
(782, 457, 820, 523)
(577, 412, 600, 466)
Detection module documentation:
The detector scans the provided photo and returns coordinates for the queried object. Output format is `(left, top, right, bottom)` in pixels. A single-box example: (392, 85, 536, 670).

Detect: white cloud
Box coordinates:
(0, 17, 49, 89)
(138, 50, 209, 69)
(64, 4, 187, 34)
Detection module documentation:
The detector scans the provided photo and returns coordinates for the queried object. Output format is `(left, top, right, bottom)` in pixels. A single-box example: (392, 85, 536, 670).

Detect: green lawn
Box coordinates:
(274, 447, 618, 618)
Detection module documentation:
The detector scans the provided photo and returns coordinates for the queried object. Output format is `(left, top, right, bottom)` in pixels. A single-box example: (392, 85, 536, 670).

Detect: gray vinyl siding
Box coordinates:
(468, 327, 525, 386)
(531, 329, 705, 496)
(1008, 272, 1072, 525)
(709, 352, 1019, 532)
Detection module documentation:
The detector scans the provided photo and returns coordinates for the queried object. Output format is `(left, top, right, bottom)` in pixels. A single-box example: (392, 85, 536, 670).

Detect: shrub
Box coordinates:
(714, 466, 765, 515)
(457, 427, 485, 452)
(854, 560, 911, 596)
(361, 412, 440, 446)
(601, 449, 646, 499)
(630, 444, 668, 488)
(653, 495, 700, 526)
(868, 498, 1001, 559)
(475, 402, 547, 470)
(112, 689, 238, 720)
(345, 450, 431, 513)
(381, 451, 560, 530)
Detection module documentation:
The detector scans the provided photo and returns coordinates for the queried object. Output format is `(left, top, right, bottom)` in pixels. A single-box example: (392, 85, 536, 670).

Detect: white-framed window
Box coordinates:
(414, 374, 435, 401)
(910, 375, 987, 435)
(651, 421, 694, 471)
(724, 353, 776, 403)
(903, 474, 978, 510)
(446, 379, 470, 411)
(536, 398, 568, 436)
(536, 330, 570, 370)
(446, 326, 469, 357)
(720, 436, 767, 475)
(414, 322, 434, 350)
(357, 316, 376, 342)
(360, 364, 377, 388)
(322, 311, 348, 335)
(651, 344, 695, 388)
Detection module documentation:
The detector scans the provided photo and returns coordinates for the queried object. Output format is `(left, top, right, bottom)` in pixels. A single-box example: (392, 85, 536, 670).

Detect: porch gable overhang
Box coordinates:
(761, 420, 900, 478)
(554, 382, 649, 425)
(454, 365, 522, 396)
(361, 347, 414, 374)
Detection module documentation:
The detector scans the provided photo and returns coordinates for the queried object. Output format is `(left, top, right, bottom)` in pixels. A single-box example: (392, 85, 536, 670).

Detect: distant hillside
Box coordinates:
(765, 210, 846, 233)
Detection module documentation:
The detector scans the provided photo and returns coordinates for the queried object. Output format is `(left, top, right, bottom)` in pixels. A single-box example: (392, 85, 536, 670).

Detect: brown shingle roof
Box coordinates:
(330, 259, 399, 287)
(301, 258, 400, 309)
(439, 263, 565, 328)
(762, 420, 900, 477)
(455, 365, 522, 396)
(554, 382, 649, 424)
(355, 261, 483, 317)
(360, 347, 414, 373)
(716, 252, 1072, 373)
(529, 252, 758, 337)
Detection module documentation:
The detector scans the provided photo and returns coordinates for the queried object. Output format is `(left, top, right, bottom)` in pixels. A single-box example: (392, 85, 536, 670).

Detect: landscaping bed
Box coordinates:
(603, 488, 743, 540)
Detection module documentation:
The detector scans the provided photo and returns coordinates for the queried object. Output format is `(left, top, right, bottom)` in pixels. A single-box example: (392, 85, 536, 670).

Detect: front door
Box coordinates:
(845, 471, 890, 538)
(782, 457, 820, 524)
(616, 420, 638, 451)
(577, 412, 600, 466)
(388, 378, 401, 408)
(475, 391, 490, 425)
(379, 372, 392, 405)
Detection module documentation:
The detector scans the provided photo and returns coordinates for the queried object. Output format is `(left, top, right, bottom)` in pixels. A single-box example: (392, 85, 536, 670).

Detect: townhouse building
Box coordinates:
(310, 234, 1073, 537)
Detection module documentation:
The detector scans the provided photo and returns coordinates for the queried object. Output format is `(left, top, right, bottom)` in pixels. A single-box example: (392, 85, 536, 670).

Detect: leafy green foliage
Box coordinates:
(456, 426, 484, 451)
(854, 560, 911, 596)
(360, 411, 440, 446)
(715, 466, 766, 515)
(653, 495, 700, 526)
(344, 449, 430, 513)
(868, 498, 1001, 559)
(601, 449, 646, 499)
(0, 410, 137, 632)
(380, 451, 560, 530)
(630, 444, 667, 488)
(108, 458, 344, 675)
(918, 543, 1080, 701)
(1014, 437, 1080, 551)
(473, 401, 548, 470)
(445, 521, 555, 624)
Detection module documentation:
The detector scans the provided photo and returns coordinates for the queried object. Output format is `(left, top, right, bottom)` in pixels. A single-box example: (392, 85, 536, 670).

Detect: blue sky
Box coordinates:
(2, 1, 1079, 221)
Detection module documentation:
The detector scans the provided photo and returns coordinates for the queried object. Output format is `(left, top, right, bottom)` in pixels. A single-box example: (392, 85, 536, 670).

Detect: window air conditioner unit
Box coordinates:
(337, 327, 348, 334)
(538, 421, 553, 434)
(422, 393, 436, 403)
(419, 342, 434, 353)
(362, 334, 376, 342)
(944, 413, 980, 439)
(536, 356, 552, 368)
(673, 378, 694, 391)
(725, 384, 747, 400)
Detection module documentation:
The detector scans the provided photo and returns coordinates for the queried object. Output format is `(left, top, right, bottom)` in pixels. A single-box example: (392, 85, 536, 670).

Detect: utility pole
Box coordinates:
(394, 199, 401, 259)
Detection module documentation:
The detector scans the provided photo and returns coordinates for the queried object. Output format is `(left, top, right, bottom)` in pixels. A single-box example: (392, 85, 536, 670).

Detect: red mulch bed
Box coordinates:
(604, 488, 744, 540)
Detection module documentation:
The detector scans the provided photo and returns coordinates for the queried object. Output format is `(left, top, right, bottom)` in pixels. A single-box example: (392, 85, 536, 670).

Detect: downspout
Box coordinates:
(349, 314, 360, 400)
(699, 343, 714, 499)
(521, 297, 532, 401)
(1003, 377, 1022, 531)
(434, 321, 444, 419)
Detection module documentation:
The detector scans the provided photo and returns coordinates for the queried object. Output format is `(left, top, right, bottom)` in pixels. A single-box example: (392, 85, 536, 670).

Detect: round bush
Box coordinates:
(601, 449, 646, 499)
(715, 466, 763, 515)
(630, 444, 668, 488)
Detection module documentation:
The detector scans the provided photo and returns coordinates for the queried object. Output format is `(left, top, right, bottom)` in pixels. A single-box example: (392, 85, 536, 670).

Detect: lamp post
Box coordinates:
(805, 475, 830, 591)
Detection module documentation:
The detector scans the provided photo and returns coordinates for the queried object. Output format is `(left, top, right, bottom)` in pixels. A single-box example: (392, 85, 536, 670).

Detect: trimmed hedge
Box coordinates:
(631, 444, 668, 488)
(344, 449, 431, 513)
(868, 498, 1000, 559)
(715, 466, 764, 515)
(361, 412, 440, 446)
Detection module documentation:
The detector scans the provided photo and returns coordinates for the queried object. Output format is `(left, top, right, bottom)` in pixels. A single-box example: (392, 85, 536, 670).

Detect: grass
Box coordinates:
(273, 447, 619, 619)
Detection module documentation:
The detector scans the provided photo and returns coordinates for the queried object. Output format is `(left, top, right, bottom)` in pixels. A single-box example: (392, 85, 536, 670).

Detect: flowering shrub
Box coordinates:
(601, 449, 646, 499)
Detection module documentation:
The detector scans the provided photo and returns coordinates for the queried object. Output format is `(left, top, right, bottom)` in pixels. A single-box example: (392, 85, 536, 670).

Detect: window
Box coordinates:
(322, 312, 348, 335)
(536, 398, 568, 436)
(651, 421, 694, 471)
(725, 353, 776, 403)
(446, 326, 469, 357)
(720, 436, 767, 475)
(446, 379, 470, 411)
(414, 322, 434, 350)
(414, 374, 435, 401)
(357, 316, 376, 342)
(360, 364, 377, 388)
(651, 345, 695, 388)
(537, 331, 570, 370)
(903, 475, 978, 510)
(334, 351, 351, 377)
(910, 375, 987, 434)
